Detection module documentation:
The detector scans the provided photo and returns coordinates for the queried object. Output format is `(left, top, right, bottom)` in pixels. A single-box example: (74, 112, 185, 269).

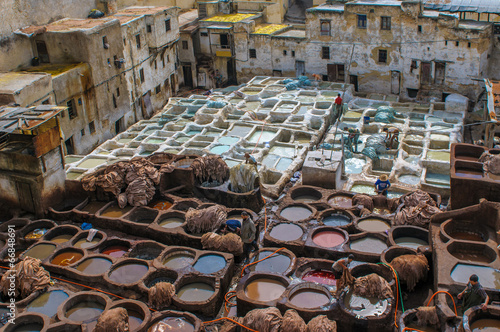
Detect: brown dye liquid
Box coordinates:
(450, 231, 484, 242)
(22, 244, 56, 260)
(452, 252, 492, 264)
(470, 318, 500, 331)
(49, 234, 73, 243)
(101, 205, 133, 218)
(51, 251, 83, 266)
(455, 170, 483, 179)
(357, 218, 390, 232)
(65, 301, 104, 321)
(80, 201, 107, 214)
(328, 195, 353, 208)
(289, 289, 330, 308)
(456, 155, 479, 162)
(177, 283, 214, 302)
(244, 279, 286, 302)
(293, 195, 320, 203)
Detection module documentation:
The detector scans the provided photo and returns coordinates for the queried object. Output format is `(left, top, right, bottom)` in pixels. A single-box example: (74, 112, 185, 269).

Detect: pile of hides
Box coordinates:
(201, 232, 243, 256)
(415, 306, 440, 329)
(390, 254, 429, 291)
(336, 268, 355, 296)
(242, 307, 282, 332)
(0, 257, 51, 299)
(191, 155, 230, 185)
(479, 152, 500, 175)
(93, 308, 129, 332)
(306, 315, 337, 332)
(394, 190, 441, 228)
(82, 157, 160, 207)
(353, 273, 393, 299)
(229, 164, 259, 193)
(281, 309, 307, 332)
(185, 205, 227, 234)
(148, 282, 175, 309)
(352, 194, 374, 211)
(374, 106, 396, 124)
(219, 310, 336, 332)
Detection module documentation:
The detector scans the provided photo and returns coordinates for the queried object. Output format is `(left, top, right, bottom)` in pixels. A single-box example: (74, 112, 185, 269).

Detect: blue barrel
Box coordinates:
(363, 116, 370, 124)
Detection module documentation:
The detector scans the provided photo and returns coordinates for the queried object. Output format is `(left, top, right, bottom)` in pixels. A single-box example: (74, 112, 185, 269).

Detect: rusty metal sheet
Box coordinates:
(33, 126, 60, 157)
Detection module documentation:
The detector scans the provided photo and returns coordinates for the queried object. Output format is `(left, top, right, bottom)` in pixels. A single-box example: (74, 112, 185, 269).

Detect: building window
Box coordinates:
(378, 49, 388, 63)
(154, 60, 157, 70)
(167, 54, 170, 62)
(65, 137, 74, 155)
(112, 94, 117, 108)
(283, 50, 287, 56)
(321, 46, 330, 59)
(201, 32, 208, 37)
(139, 68, 144, 83)
(272, 70, 282, 76)
(42, 99, 50, 105)
(164, 78, 170, 87)
(102, 36, 109, 49)
(147, 25, 152, 33)
(455, 41, 459, 46)
(156, 85, 161, 94)
(67, 99, 77, 119)
(182, 40, 188, 50)
(165, 19, 171, 32)
(381, 16, 391, 30)
(161, 54, 165, 67)
(357, 14, 367, 29)
(81, 129, 85, 137)
(445, 41, 448, 46)
(89, 121, 95, 134)
(249, 49, 257, 58)
(418, 25, 422, 33)
(220, 34, 229, 48)
(320, 20, 330, 36)
(322, 75, 328, 81)
(468, 42, 471, 48)
(116, 88, 120, 97)
(292, 50, 295, 57)
(136, 34, 141, 49)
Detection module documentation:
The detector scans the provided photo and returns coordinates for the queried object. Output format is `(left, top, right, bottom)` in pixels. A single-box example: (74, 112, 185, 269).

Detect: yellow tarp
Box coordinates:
(253, 24, 288, 35)
(203, 13, 254, 23)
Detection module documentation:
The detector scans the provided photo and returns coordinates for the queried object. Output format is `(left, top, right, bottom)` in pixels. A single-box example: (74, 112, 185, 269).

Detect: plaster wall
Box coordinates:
(0, 72, 54, 106)
(117, 0, 196, 10)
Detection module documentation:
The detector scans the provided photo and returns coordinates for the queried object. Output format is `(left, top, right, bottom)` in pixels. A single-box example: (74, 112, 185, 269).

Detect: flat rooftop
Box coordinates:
(0, 72, 50, 94)
(202, 13, 256, 23)
(274, 29, 306, 38)
(115, 6, 171, 16)
(45, 18, 116, 32)
(20, 63, 84, 77)
(0, 105, 65, 133)
(179, 9, 199, 27)
(252, 24, 289, 35)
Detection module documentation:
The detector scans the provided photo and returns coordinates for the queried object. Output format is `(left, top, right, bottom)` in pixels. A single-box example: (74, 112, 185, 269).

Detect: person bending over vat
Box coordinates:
(458, 274, 489, 312)
(374, 174, 391, 196)
(332, 254, 354, 290)
(240, 211, 258, 263)
(220, 219, 241, 235)
(382, 126, 400, 150)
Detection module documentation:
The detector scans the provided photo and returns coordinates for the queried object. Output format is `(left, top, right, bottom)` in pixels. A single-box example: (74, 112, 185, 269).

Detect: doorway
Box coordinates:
(420, 61, 432, 85)
(227, 59, 236, 85)
(182, 65, 193, 88)
(391, 71, 400, 95)
(349, 75, 358, 92)
(36, 40, 50, 63)
(295, 61, 305, 77)
(16, 181, 35, 213)
(170, 73, 176, 95)
(327, 64, 345, 82)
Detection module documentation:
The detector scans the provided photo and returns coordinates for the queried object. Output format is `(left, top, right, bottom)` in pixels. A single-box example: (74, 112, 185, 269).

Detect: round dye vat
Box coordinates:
(51, 251, 83, 266)
(159, 217, 184, 228)
(49, 234, 73, 244)
(26, 290, 69, 317)
(163, 253, 194, 270)
(76, 257, 112, 275)
(108, 263, 149, 284)
(350, 237, 388, 254)
(65, 301, 104, 322)
(470, 318, 500, 331)
(343, 291, 388, 317)
(102, 246, 128, 258)
(193, 254, 226, 274)
(302, 270, 337, 286)
(328, 195, 353, 208)
(280, 206, 312, 221)
(100, 205, 133, 218)
(248, 251, 291, 274)
(147, 317, 195, 332)
(289, 289, 330, 309)
(11, 323, 44, 331)
(22, 243, 56, 260)
(323, 214, 351, 227)
(127, 310, 144, 331)
(449, 231, 484, 242)
(357, 218, 391, 232)
(269, 224, 303, 241)
(244, 279, 286, 302)
(394, 237, 428, 250)
(293, 195, 320, 203)
(177, 283, 214, 302)
(25, 228, 48, 239)
(149, 200, 173, 210)
(450, 264, 500, 289)
(312, 231, 345, 248)
(74, 236, 101, 249)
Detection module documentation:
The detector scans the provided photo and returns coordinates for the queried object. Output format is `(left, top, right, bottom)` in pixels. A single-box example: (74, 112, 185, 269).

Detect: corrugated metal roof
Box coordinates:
(0, 105, 65, 133)
(424, 0, 500, 13)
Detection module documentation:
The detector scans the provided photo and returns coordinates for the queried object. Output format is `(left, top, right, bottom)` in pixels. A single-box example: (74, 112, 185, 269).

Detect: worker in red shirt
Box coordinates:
(334, 93, 343, 117)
